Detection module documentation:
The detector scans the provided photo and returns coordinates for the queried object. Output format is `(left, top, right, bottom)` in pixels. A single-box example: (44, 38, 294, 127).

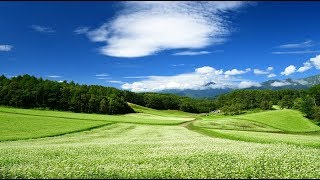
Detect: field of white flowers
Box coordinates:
(1, 123, 319, 178)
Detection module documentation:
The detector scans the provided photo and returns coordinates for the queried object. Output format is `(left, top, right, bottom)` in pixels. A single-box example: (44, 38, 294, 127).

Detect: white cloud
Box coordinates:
(267, 66, 273, 71)
(297, 62, 312, 72)
(84, 1, 245, 58)
(0, 45, 13, 52)
(270, 81, 291, 87)
(95, 73, 109, 77)
(87, 24, 109, 42)
(74, 27, 90, 35)
(31, 25, 55, 33)
(238, 81, 261, 89)
(122, 66, 256, 92)
(281, 65, 296, 76)
(253, 69, 269, 75)
(58, 80, 64, 83)
(294, 79, 309, 85)
(47, 75, 61, 78)
(272, 50, 320, 54)
(224, 68, 250, 76)
(172, 51, 211, 56)
(196, 66, 223, 75)
(108, 80, 125, 84)
(310, 55, 320, 69)
(267, 73, 276, 78)
(253, 67, 274, 76)
(278, 40, 314, 49)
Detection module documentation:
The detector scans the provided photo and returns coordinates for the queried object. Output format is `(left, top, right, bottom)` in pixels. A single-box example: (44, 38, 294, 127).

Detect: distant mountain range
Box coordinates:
(160, 74, 320, 98)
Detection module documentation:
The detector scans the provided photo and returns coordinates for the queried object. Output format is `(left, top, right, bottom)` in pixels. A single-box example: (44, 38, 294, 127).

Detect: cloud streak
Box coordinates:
(47, 75, 61, 78)
(0, 45, 13, 52)
(172, 51, 211, 56)
(278, 40, 314, 49)
(31, 25, 55, 33)
(95, 73, 109, 77)
(83, 1, 245, 58)
(272, 50, 320, 54)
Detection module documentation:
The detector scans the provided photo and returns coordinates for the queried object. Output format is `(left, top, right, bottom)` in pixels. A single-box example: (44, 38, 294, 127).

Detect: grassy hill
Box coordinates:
(235, 109, 320, 132)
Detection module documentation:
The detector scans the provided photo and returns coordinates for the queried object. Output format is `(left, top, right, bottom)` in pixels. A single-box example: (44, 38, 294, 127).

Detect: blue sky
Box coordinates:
(1, 1, 320, 92)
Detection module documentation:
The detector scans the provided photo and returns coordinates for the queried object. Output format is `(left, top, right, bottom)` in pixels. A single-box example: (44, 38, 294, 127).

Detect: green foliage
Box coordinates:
(292, 98, 303, 110)
(0, 75, 134, 115)
(278, 95, 294, 109)
(259, 100, 273, 110)
(221, 103, 243, 115)
(301, 96, 316, 119)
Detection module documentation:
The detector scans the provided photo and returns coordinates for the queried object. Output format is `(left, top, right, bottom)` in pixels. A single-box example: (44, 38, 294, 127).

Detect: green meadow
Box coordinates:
(0, 105, 320, 178)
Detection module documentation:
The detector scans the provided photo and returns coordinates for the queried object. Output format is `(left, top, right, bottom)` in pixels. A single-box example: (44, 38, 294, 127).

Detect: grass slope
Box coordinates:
(235, 109, 320, 132)
(0, 106, 187, 126)
(128, 103, 196, 118)
(0, 112, 111, 141)
(0, 123, 320, 178)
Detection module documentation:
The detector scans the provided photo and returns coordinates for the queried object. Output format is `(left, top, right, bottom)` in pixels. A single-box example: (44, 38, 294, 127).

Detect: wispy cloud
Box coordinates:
(74, 26, 90, 35)
(96, 77, 111, 80)
(171, 64, 185, 67)
(47, 75, 61, 78)
(253, 66, 274, 77)
(172, 51, 211, 56)
(0, 45, 13, 52)
(108, 80, 125, 84)
(122, 66, 260, 92)
(267, 73, 276, 78)
(278, 40, 315, 49)
(123, 76, 149, 79)
(272, 50, 320, 54)
(82, 1, 245, 58)
(95, 73, 109, 77)
(31, 25, 55, 33)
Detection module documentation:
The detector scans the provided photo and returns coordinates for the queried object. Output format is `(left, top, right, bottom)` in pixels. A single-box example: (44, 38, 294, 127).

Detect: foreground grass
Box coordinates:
(0, 112, 111, 141)
(0, 123, 319, 179)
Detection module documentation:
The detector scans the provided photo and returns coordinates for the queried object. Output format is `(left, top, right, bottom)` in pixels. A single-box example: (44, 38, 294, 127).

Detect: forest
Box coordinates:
(0, 74, 319, 123)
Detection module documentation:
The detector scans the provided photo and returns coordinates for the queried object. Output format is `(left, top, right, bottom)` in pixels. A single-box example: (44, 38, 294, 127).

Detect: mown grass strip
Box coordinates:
(186, 122, 320, 148)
